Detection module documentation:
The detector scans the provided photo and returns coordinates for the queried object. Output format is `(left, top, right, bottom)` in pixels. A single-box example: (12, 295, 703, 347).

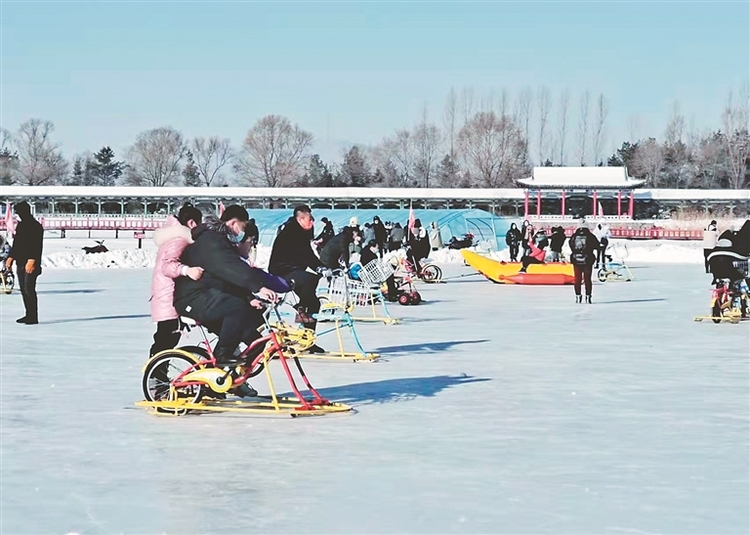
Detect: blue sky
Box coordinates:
(2, 1, 748, 164)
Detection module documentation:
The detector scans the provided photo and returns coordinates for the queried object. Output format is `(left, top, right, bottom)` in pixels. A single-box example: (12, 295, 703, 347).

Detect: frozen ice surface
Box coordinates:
(0, 264, 748, 534)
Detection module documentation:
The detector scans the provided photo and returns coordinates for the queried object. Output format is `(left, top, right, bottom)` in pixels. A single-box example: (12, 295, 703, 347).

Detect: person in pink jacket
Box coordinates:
(149, 204, 204, 356)
(518, 239, 547, 273)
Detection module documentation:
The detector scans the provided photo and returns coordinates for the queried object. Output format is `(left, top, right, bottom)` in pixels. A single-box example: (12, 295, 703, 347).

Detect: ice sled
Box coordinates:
(461, 250, 575, 285)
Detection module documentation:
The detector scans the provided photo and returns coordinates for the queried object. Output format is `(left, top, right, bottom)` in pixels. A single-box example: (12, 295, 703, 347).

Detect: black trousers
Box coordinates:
(597, 238, 609, 267)
(574, 264, 593, 296)
(509, 244, 519, 261)
(17, 267, 39, 322)
(703, 249, 711, 273)
(150, 318, 182, 357)
(521, 256, 544, 270)
(177, 291, 264, 363)
(282, 269, 321, 319)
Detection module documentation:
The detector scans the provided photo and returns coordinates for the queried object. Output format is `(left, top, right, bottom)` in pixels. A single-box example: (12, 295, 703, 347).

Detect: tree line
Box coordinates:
(1, 85, 747, 189)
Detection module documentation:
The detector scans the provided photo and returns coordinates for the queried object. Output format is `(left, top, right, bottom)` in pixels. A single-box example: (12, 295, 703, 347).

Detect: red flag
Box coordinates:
(407, 203, 415, 240)
(598, 202, 604, 217)
(4, 202, 15, 236)
(219, 201, 226, 217)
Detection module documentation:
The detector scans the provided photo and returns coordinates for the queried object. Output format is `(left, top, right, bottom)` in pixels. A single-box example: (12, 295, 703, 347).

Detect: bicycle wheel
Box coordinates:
(142, 350, 203, 412)
(597, 269, 607, 283)
(421, 264, 442, 282)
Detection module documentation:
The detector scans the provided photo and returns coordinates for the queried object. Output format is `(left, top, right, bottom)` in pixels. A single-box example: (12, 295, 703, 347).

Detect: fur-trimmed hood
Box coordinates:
(153, 216, 193, 247)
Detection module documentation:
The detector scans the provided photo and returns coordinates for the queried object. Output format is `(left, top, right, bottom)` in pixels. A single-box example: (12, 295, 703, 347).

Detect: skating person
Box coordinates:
(175, 205, 278, 373)
(6, 201, 43, 324)
(548, 226, 567, 262)
(149, 203, 204, 357)
(518, 239, 546, 272)
(320, 226, 361, 270)
(360, 239, 398, 301)
(702, 220, 718, 273)
(268, 205, 327, 353)
(594, 223, 612, 268)
(569, 222, 599, 303)
(505, 223, 522, 261)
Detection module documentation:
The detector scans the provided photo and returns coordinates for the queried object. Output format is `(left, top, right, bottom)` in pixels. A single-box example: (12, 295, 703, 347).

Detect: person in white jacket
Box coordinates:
(702, 220, 718, 273)
(593, 223, 612, 268)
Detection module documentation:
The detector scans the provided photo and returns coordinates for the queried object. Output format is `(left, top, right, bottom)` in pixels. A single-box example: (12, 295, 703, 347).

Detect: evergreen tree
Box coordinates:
(435, 154, 460, 187)
(182, 151, 202, 187)
(69, 157, 86, 185)
(607, 141, 639, 168)
(337, 146, 371, 186)
(0, 147, 19, 185)
(90, 146, 124, 186)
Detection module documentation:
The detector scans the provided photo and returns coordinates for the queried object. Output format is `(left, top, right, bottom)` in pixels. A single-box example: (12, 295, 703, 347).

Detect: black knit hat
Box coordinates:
(220, 204, 249, 222)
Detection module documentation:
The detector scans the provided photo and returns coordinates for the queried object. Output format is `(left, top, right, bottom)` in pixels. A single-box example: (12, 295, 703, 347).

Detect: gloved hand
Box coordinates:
(5, 257, 13, 271)
(25, 259, 36, 274)
(315, 266, 330, 276)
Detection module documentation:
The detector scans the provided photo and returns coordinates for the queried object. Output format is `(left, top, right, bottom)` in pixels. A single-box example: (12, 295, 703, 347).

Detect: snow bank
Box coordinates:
(39, 238, 705, 269)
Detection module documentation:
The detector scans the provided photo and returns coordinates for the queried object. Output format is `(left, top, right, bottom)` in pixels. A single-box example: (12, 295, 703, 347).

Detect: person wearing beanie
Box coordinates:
(6, 201, 44, 324)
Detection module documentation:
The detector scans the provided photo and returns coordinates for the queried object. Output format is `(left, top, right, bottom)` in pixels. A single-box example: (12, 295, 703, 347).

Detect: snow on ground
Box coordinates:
(39, 237, 705, 270)
(0, 264, 747, 533)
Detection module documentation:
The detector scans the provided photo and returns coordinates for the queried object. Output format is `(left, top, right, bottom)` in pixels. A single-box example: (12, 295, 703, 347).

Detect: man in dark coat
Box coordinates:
(505, 223, 522, 261)
(6, 201, 44, 324)
(174, 205, 277, 365)
(320, 227, 360, 269)
(569, 222, 599, 304)
(268, 205, 326, 353)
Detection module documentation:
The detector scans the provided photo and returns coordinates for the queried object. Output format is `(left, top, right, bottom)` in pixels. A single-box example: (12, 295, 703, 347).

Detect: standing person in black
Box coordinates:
(244, 217, 260, 265)
(6, 202, 43, 324)
(268, 205, 326, 353)
(548, 226, 567, 262)
(372, 216, 388, 258)
(314, 217, 335, 252)
(505, 223, 522, 261)
(568, 222, 600, 304)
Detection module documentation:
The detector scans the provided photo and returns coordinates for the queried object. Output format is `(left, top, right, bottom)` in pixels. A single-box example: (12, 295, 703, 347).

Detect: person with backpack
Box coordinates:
(569, 222, 600, 303)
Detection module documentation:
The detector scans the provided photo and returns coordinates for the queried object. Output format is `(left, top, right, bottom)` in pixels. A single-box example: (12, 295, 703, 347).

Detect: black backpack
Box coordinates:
(570, 232, 589, 265)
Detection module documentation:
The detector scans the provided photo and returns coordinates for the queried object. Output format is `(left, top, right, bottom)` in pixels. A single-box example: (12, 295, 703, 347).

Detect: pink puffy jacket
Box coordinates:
(150, 216, 193, 322)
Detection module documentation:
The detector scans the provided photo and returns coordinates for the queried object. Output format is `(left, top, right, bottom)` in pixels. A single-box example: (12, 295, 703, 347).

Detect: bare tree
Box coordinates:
(191, 136, 232, 186)
(124, 127, 185, 187)
(722, 85, 750, 189)
(630, 138, 665, 186)
(391, 129, 415, 187)
(591, 93, 609, 165)
(664, 101, 685, 146)
(413, 109, 443, 188)
(234, 115, 313, 187)
(13, 119, 68, 185)
(556, 89, 570, 165)
(516, 87, 533, 158)
(457, 111, 529, 188)
(628, 114, 644, 143)
(460, 86, 475, 127)
(443, 88, 458, 160)
(537, 86, 552, 164)
(496, 87, 510, 120)
(576, 90, 591, 165)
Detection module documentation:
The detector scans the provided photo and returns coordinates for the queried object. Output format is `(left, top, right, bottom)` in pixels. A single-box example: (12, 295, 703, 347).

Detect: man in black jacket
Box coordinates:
(174, 205, 277, 365)
(268, 205, 326, 352)
(319, 226, 360, 269)
(6, 202, 43, 324)
(569, 223, 599, 304)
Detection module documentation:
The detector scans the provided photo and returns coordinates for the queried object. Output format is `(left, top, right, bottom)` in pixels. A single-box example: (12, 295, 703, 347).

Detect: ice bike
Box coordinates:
(694, 278, 750, 324)
(597, 261, 634, 283)
(137, 299, 352, 417)
(0, 268, 14, 294)
(398, 249, 443, 283)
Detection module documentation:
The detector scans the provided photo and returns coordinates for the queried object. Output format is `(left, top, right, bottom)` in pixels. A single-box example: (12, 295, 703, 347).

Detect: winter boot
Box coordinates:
(585, 295, 592, 304)
(575, 295, 582, 304)
(231, 382, 258, 398)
